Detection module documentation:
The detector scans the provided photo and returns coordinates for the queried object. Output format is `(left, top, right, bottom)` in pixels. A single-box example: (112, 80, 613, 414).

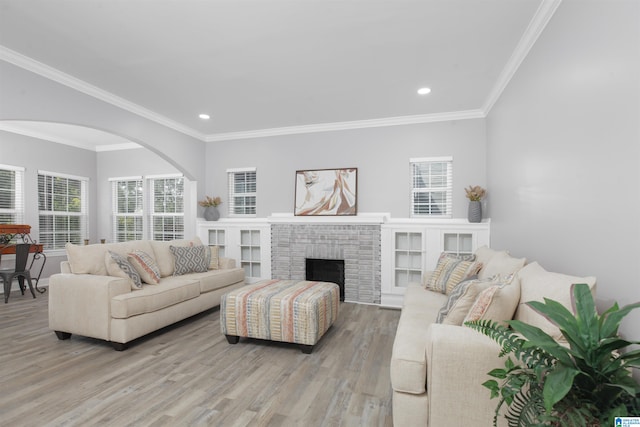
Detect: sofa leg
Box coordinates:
(300, 344, 313, 354)
(111, 342, 128, 351)
(54, 331, 72, 340)
(225, 335, 239, 344)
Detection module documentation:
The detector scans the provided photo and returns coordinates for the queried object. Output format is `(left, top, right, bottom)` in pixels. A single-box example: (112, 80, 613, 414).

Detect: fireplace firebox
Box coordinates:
(305, 258, 345, 302)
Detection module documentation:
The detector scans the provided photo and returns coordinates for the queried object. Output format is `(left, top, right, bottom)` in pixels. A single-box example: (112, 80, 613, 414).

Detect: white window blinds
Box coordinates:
(38, 171, 89, 250)
(0, 164, 25, 224)
(410, 157, 453, 217)
(110, 177, 144, 242)
(148, 175, 184, 241)
(228, 168, 257, 216)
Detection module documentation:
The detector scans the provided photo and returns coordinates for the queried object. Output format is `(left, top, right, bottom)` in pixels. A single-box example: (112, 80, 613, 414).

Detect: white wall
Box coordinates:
(0, 131, 98, 277)
(206, 119, 487, 219)
(487, 0, 640, 342)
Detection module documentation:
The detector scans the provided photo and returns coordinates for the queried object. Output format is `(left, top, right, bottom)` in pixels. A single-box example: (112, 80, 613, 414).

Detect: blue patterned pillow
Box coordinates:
(170, 245, 209, 276)
(108, 250, 143, 289)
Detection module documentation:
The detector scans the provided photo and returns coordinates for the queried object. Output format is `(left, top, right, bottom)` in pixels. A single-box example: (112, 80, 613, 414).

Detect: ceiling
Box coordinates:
(0, 0, 554, 148)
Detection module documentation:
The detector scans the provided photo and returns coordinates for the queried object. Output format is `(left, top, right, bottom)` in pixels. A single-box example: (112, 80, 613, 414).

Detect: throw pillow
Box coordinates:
(170, 244, 209, 276)
(514, 262, 596, 341)
(128, 250, 161, 284)
(426, 252, 482, 294)
(437, 277, 498, 325)
(478, 250, 526, 280)
(463, 280, 521, 327)
(208, 245, 220, 270)
(106, 250, 142, 290)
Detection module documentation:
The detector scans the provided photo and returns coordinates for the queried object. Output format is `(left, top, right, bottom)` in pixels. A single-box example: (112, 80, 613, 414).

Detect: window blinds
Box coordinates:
(410, 157, 453, 217)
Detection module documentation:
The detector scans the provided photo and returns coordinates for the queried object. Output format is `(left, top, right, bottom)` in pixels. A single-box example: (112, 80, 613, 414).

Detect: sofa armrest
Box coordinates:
(219, 257, 236, 269)
(48, 273, 131, 341)
(426, 323, 506, 426)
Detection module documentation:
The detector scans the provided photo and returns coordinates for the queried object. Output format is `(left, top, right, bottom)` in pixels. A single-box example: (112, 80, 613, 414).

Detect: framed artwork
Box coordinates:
(294, 168, 357, 216)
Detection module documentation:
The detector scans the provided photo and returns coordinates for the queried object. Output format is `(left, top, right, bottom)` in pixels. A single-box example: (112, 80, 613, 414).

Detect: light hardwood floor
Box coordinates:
(0, 291, 400, 426)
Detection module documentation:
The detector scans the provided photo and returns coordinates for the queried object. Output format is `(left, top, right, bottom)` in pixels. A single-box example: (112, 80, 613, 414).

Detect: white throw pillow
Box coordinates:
(478, 250, 526, 280)
(463, 280, 521, 327)
(514, 262, 596, 340)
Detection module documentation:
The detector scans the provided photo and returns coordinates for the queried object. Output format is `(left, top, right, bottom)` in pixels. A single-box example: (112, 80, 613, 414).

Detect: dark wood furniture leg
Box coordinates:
(300, 344, 313, 354)
(111, 342, 128, 351)
(55, 331, 72, 340)
(225, 335, 240, 344)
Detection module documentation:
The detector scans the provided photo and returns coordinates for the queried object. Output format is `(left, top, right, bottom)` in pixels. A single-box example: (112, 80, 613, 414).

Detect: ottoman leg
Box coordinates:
(300, 344, 313, 354)
(225, 335, 240, 344)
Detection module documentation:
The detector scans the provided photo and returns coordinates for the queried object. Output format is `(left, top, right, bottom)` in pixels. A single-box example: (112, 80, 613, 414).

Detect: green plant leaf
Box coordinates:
(488, 368, 508, 379)
(527, 298, 582, 346)
(509, 320, 573, 366)
(570, 283, 600, 350)
(542, 365, 579, 412)
(600, 301, 640, 338)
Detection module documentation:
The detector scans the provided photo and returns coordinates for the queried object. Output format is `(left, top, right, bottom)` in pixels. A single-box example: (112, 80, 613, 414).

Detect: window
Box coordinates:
(0, 164, 24, 224)
(149, 175, 184, 241)
(38, 171, 89, 250)
(111, 177, 144, 242)
(228, 168, 256, 216)
(410, 157, 452, 217)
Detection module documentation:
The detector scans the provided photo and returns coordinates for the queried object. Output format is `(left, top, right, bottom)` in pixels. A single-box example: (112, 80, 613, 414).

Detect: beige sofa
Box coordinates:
(390, 246, 596, 426)
(48, 237, 245, 350)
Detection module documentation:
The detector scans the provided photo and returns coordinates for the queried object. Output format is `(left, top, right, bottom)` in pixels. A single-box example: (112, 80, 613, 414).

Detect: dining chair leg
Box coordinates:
(25, 275, 36, 299)
(2, 278, 9, 303)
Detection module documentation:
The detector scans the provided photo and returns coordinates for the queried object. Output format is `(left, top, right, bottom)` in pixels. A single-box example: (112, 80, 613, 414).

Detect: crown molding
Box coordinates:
(0, 46, 207, 141)
(206, 110, 485, 142)
(482, 0, 562, 114)
(94, 143, 142, 152)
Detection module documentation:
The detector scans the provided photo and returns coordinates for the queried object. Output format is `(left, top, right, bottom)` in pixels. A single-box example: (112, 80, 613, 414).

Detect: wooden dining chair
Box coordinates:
(1, 243, 36, 303)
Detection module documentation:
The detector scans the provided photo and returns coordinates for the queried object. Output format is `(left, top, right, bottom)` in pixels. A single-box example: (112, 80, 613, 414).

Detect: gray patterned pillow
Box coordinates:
(170, 245, 209, 276)
(435, 277, 498, 324)
(108, 250, 143, 289)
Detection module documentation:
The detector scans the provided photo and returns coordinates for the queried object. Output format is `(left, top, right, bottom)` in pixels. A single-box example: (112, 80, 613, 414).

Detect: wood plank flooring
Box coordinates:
(0, 291, 400, 426)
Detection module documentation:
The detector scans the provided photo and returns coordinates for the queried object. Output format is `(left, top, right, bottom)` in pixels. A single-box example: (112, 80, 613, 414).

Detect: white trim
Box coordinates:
(226, 167, 257, 173)
(483, 0, 562, 114)
(0, 46, 206, 142)
(145, 173, 183, 179)
(95, 143, 141, 152)
(207, 110, 485, 142)
(108, 176, 143, 182)
(37, 170, 89, 182)
(409, 156, 453, 163)
(0, 164, 25, 172)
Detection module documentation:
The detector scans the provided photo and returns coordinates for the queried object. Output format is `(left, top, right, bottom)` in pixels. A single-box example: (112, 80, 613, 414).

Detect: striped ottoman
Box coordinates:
(220, 279, 340, 353)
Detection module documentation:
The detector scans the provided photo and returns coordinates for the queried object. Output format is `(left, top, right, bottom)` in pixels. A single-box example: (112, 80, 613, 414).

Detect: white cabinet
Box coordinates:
(197, 219, 271, 283)
(381, 220, 490, 307)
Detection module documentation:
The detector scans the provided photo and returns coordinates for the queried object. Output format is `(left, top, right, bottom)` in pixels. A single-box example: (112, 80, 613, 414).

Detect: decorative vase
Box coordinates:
(204, 206, 220, 221)
(468, 200, 482, 223)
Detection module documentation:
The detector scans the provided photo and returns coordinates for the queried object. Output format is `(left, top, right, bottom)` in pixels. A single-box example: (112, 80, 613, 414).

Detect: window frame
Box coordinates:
(0, 164, 25, 225)
(37, 170, 89, 251)
(110, 176, 144, 243)
(410, 156, 453, 218)
(147, 174, 185, 241)
(227, 167, 257, 217)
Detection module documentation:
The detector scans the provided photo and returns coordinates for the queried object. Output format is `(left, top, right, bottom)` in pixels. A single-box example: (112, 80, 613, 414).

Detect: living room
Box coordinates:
(0, 0, 638, 425)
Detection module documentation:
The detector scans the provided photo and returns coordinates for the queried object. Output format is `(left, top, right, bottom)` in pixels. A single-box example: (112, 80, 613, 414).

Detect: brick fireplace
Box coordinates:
(271, 222, 381, 304)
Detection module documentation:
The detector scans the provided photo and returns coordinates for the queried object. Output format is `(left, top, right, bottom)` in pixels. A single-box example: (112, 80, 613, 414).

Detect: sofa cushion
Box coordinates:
(186, 268, 245, 293)
(111, 277, 201, 319)
(464, 280, 521, 327)
(390, 284, 448, 394)
(66, 240, 155, 276)
(171, 245, 209, 276)
(150, 237, 203, 277)
(106, 251, 142, 290)
(128, 250, 161, 284)
(426, 253, 481, 294)
(514, 262, 596, 340)
(436, 277, 498, 324)
(478, 250, 526, 280)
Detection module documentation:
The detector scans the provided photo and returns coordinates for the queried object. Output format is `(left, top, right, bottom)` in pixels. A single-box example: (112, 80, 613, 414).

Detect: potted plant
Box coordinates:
(199, 196, 222, 221)
(465, 185, 486, 223)
(465, 283, 640, 426)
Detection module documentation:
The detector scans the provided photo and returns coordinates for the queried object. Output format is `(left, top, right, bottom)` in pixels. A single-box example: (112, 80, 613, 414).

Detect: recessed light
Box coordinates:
(417, 87, 431, 95)
(199, 114, 210, 120)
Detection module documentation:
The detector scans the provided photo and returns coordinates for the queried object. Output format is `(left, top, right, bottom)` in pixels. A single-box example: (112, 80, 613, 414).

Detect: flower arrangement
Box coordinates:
(464, 185, 486, 201)
(198, 196, 222, 207)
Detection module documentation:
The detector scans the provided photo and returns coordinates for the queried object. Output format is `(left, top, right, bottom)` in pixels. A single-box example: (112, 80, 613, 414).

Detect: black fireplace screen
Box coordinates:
(305, 258, 345, 301)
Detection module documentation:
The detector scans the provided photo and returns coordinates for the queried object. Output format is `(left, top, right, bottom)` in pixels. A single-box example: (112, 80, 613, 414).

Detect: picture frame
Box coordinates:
(294, 168, 357, 216)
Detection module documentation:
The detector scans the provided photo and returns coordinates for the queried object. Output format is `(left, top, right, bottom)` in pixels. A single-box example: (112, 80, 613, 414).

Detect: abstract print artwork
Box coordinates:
(295, 168, 357, 216)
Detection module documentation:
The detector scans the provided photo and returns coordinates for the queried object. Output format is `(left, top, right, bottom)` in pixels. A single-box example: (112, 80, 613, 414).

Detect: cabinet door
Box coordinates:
(240, 229, 262, 278)
(207, 229, 226, 258)
(442, 232, 473, 256)
(393, 231, 423, 288)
